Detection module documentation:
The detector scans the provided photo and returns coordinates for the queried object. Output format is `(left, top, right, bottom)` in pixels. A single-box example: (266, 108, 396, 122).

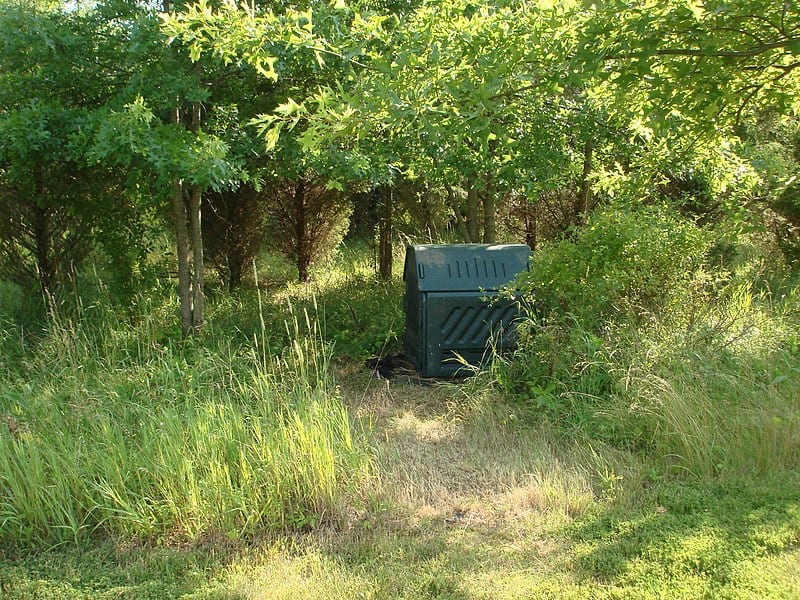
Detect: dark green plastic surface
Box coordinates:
(403, 244, 530, 377)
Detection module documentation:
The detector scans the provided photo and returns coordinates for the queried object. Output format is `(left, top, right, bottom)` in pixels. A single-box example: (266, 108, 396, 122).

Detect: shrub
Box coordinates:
(516, 204, 712, 329)
(264, 174, 351, 283)
(499, 276, 800, 477)
(203, 185, 270, 291)
(500, 206, 800, 478)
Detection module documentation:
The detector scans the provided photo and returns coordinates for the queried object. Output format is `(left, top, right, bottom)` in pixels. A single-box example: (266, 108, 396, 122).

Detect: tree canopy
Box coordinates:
(2, 0, 799, 326)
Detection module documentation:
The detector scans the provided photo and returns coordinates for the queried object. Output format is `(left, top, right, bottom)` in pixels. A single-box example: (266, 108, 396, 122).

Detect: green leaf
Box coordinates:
(254, 56, 279, 82)
(264, 123, 284, 151)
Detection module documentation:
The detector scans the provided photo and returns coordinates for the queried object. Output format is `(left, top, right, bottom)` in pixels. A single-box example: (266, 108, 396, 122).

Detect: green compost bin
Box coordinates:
(403, 243, 531, 377)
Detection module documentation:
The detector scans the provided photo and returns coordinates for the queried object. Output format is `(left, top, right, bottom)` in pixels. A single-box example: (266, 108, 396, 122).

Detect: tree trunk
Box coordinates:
(524, 202, 538, 250)
(420, 187, 436, 241)
(228, 255, 243, 292)
(482, 188, 496, 243)
(172, 181, 193, 337)
(378, 186, 393, 280)
(169, 101, 193, 336)
(295, 179, 309, 282)
(466, 184, 480, 243)
(188, 99, 204, 332)
(189, 184, 204, 332)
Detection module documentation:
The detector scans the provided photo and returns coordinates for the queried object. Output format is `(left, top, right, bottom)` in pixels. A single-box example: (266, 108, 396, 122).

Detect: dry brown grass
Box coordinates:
(336, 365, 627, 527)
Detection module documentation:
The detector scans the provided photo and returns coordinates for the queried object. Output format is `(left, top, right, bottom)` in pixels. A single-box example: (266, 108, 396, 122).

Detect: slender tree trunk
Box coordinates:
(189, 184, 204, 332)
(172, 181, 193, 336)
(295, 179, 309, 282)
(525, 202, 537, 250)
(482, 188, 496, 243)
(164, 0, 192, 335)
(466, 184, 480, 243)
(164, 2, 206, 336)
(228, 240, 243, 292)
(422, 193, 437, 241)
(169, 101, 193, 336)
(188, 100, 204, 332)
(378, 186, 393, 280)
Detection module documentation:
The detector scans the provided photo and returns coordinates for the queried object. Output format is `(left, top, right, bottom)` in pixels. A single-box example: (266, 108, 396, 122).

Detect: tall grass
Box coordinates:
(618, 284, 800, 478)
(501, 282, 800, 479)
(0, 296, 371, 548)
(497, 205, 800, 480)
(500, 207, 800, 480)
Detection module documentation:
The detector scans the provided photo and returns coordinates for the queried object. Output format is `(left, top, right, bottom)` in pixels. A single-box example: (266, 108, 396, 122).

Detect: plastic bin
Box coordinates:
(403, 243, 530, 377)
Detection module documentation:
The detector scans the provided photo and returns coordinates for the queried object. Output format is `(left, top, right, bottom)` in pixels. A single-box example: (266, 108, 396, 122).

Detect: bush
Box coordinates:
(516, 205, 712, 329)
(499, 276, 800, 477)
(499, 206, 800, 478)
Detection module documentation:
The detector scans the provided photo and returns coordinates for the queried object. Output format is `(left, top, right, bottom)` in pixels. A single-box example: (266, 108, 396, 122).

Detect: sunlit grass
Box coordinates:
(0, 298, 371, 548)
(617, 284, 800, 478)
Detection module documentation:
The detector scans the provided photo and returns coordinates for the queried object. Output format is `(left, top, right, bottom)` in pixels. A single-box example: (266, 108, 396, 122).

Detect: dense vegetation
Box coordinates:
(1, 0, 799, 597)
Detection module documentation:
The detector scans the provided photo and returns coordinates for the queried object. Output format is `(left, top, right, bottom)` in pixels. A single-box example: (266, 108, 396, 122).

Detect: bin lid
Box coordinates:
(403, 244, 530, 292)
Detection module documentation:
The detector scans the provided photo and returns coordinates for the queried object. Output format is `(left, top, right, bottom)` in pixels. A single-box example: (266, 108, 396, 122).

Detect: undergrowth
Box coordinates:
(0, 236, 799, 597)
(499, 205, 800, 479)
(0, 295, 371, 548)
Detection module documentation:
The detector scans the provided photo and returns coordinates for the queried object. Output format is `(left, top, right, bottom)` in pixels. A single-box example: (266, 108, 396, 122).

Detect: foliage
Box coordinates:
(3, 0, 800, 321)
(738, 110, 800, 265)
(0, 4, 146, 295)
(515, 205, 712, 329)
(577, 0, 800, 134)
(500, 226, 800, 477)
(166, 0, 800, 246)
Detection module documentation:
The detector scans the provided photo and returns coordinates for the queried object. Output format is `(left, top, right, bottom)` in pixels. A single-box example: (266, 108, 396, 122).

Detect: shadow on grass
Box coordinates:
(3, 476, 799, 599)
(0, 542, 244, 599)
(306, 475, 800, 598)
(203, 266, 404, 361)
(566, 475, 800, 596)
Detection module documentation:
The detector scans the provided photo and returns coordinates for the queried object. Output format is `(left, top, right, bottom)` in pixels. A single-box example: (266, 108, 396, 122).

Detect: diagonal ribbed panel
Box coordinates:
(442, 305, 482, 344)
(440, 302, 516, 347)
(461, 305, 493, 345)
(441, 306, 464, 340)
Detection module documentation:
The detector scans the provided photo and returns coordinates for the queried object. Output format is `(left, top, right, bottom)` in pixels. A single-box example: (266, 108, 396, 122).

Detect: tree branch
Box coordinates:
(608, 37, 798, 60)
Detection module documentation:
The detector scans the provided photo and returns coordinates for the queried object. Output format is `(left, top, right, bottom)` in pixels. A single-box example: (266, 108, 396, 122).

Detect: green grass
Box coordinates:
(0, 295, 371, 547)
(569, 477, 800, 598)
(499, 278, 800, 479)
(1, 241, 800, 598)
